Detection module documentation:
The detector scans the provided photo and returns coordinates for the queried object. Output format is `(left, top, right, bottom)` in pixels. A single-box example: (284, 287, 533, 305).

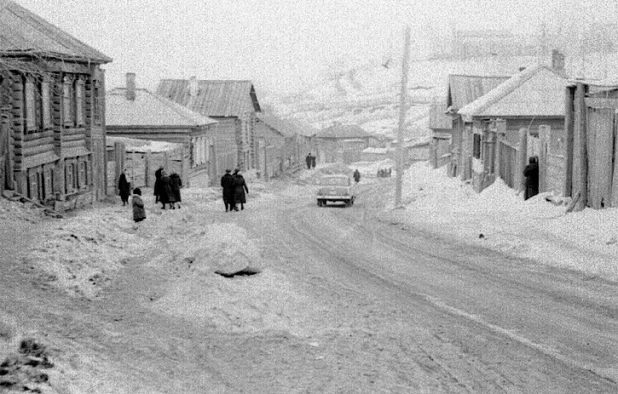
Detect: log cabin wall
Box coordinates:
(1, 60, 107, 210)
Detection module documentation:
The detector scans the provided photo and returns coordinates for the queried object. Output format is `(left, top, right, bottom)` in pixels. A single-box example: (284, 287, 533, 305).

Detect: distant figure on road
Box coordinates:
(523, 156, 539, 200)
(118, 169, 131, 206)
(233, 169, 249, 211)
(154, 166, 164, 204)
(353, 169, 361, 184)
(306, 153, 312, 170)
(221, 169, 236, 212)
(132, 188, 146, 223)
(170, 172, 182, 209)
(311, 153, 316, 169)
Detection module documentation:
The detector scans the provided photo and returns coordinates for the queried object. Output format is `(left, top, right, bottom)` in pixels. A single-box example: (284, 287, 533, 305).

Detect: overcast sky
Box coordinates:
(14, 0, 618, 95)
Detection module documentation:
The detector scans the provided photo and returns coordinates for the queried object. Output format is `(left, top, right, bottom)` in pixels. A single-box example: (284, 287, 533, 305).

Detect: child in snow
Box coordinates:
(132, 188, 146, 222)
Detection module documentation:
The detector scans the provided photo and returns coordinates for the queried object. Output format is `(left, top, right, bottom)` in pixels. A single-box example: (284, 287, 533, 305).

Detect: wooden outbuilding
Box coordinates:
(106, 74, 218, 187)
(445, 74, 510, 179)
(0, 0, 111, 210)
(156, 78, 261, 175)
(315, 123, 376, 164)
(458, 64, 568, 193)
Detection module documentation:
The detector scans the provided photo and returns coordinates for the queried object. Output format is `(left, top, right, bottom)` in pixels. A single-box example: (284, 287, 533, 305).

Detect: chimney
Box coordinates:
(126, 73, 136, 101)
(189, 76, 198, 97)
(551, 49, 566, 75)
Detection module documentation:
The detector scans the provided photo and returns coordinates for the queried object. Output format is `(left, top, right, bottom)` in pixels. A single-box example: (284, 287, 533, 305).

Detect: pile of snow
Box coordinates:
(384, 162, 618, 281)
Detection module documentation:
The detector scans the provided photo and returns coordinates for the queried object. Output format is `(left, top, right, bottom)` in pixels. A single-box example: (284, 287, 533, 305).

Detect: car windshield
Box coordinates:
(321, 177, 349, 186)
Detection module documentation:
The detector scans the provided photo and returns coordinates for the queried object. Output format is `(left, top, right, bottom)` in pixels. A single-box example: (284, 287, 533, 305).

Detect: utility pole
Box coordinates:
(395, 26, 411, 207)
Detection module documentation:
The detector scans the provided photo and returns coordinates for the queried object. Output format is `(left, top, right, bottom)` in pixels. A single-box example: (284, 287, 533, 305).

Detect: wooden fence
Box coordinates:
(498, 141, 517, 189)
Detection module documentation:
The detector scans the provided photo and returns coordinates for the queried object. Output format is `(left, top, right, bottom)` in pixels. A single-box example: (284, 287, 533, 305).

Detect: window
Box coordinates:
(473, 134, 482, 159)
(93, 80, 101, 126)
(78, 159, 87, 189)
(41, 82, 51, 129)
(63, 77, 72, 126)
(43, 167, 53, 200)
(75, 79, 84, 126)
(25, 81, 36, 132)
(65, 160, 76, 193)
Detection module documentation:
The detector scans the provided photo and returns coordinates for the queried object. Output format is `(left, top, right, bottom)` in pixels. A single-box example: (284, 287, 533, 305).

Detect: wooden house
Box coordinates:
(106, 74, 218, 187)
(156, 78, 261, 175)
(254, 113, 304, 179)
(315, 123, 376, 164)
(0, 0, 111, 210)
(458, 65, 568, 193)
(445, 74, 510, 179)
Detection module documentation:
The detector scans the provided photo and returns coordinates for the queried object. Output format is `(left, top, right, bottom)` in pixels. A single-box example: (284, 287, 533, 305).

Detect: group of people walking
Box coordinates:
(220, 169, 249, 212)
(154, 166, 183, 210)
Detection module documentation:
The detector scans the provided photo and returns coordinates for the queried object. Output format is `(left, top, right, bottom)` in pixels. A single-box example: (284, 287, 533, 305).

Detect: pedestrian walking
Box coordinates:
(118, 169, 131, 206)
(353, 169, 361, 184)
(154, 166, 164, 204)
(306, 153, 312, 170)
(523, 156, 539, 200)
(233, 169, 249, 211)
(311, 153, 316, 169)
(169, 172, 182, 209)
(159, 170, 176, 209)
(221, 169, 236, 212)
(132, 188, 146, 223)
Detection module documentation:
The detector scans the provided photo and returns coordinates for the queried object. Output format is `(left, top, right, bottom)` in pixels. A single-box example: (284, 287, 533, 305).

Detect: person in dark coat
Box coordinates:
(306, 153, 312, 170)
(159, 170, 175, 209)
(311, 153, 316, 168)
(169, 172, 182, 209)
(132, 188, 146, 223)
(220, 169, 236, 212)
(523, 156, 539, 200)
(353, 169, 361, 184)
(232, 169, 249, 211)
(118, 169, 131, 206)
(154, 166, 164, 204)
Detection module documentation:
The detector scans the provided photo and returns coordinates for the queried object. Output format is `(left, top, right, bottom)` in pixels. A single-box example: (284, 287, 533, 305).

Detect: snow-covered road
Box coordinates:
(1, 166, 617, 393)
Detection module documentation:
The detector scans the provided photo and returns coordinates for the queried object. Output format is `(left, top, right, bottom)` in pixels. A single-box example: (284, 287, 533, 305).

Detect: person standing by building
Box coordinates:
(306, 153, 312, 170)
(523, 156, 539, 200)
(118, 168, 131, 206)
(132, 188, 146, 223)
(353, 169, 361, 184)
(311, 153, 316, 169)
(169, 172, 182, 209)
(154, 166, 164, 204)
(220, 169, 235, 212)
(233, 169, 249, 211)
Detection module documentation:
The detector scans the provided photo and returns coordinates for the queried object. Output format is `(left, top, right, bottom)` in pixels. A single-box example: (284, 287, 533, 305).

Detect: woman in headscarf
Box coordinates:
(118, 169, 131, 206)
(233, 169, 249, 211)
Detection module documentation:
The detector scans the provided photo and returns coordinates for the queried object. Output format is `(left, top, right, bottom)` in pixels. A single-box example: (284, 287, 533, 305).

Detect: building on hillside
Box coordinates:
(458, 64, 568, 193)
(106, 74, 218, 187)
(156, 78, 261, 175)
(315, 123, 377, 164)
(445, 73, 510, 179)
(450, 29, 535, 59)
(0, 0, 111, 210)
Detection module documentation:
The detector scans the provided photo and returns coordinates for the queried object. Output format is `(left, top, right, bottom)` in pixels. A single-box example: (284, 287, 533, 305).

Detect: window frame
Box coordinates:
(74, 79, 84, 127)
(62, 77, 73, 127)
(25, 80, 37, 133)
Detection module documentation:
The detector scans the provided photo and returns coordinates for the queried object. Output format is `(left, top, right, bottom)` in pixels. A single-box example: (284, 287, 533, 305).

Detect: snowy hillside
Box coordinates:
(267, 52, 618, 142)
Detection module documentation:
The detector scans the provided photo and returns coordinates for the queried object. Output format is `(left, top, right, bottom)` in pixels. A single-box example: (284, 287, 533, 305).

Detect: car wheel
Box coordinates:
(317, 200, 323, 207)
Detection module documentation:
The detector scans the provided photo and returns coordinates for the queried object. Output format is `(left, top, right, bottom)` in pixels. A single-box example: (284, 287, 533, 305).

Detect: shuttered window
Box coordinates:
(25, 81, 36, 132)
(63, 77, 72, 126)
(75, 79, 84, 126)
(41, 82, 51, 130)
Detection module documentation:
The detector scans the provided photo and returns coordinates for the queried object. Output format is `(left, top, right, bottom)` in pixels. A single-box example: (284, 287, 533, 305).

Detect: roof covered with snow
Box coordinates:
(156, 79, 261, 117)
(106, 136, 183, 153)
(106, 88, 217, 128)
(256, 113, 299, 138)
(458, 65, 568, 121)
(447, 74, 510, 110)
(0, 0, 111, 63)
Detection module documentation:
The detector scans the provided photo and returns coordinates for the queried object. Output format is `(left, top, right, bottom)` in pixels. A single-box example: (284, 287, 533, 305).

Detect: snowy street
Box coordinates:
(1, 163, 617, 393)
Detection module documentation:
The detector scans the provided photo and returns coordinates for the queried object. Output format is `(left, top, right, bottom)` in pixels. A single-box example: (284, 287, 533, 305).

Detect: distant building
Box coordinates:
(0, 0, 111, 210)
(157, 78, 261, 174)
(106, 74, 218, 187)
